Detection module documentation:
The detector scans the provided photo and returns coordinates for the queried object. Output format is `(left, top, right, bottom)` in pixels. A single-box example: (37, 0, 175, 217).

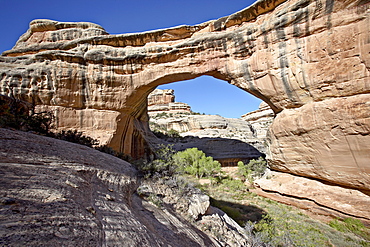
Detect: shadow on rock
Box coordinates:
(209, 197, 266, 226)
(167, 136, 266, 166)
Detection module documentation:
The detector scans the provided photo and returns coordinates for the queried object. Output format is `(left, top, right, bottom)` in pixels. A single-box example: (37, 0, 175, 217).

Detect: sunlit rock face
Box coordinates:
(148, 89, 191, 115)
(0, 0, 369, 192)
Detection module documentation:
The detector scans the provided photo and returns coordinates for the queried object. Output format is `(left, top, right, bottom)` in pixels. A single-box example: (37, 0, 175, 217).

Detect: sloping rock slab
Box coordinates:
(0, 128, 219, 246)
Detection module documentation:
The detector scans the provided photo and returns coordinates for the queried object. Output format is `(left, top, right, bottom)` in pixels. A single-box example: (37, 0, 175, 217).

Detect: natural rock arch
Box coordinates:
(0, 0, 369, 195)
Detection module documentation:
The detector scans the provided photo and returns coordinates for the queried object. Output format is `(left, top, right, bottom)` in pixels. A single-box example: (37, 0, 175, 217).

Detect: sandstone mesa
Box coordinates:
(0, 0, 369, 222)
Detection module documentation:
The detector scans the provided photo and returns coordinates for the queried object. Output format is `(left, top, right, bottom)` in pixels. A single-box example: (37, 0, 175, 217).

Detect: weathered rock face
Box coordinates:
(148, 89, 191, 115)
(0, 0, 369, 194)
(148, 89, 175, 106)
(148, 90, 266, 165)
(148, 89, 269, 160)
(0, 128, 249, 246)
(242, 102, 274, 141)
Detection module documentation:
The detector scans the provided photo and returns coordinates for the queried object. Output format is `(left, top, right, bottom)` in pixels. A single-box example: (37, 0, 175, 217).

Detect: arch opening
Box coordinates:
(157, 75, 262, 118)
(147, 75, 274, 167)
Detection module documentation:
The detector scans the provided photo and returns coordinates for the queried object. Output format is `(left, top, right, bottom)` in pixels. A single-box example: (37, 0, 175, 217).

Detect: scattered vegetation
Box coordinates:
(94, 144, 132, 161)
(53, 129, 98, 147)
(151, 112, 174, 119)
(190, 111, 206, 115)
(0, 97, 54, 134)
(152, 128, 182, 139)
(328, 217, 370, 242)
(196, 173, 370, 247)
(135, 144, 178, 178)
(135, 144, 369, 246)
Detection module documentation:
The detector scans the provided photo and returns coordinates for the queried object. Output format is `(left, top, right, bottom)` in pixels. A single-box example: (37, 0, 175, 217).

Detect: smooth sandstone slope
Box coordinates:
(0, 128, 233, 246)
(0, 0, 369, 194)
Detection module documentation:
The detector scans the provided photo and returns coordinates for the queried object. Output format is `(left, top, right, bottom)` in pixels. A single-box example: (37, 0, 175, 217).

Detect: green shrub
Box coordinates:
(237, 157, 267, 183)
(173, 148, 221, 178)
(167, 129, 181, 138)
(26, 111, 54, 134)
(220, 177, 246, 192)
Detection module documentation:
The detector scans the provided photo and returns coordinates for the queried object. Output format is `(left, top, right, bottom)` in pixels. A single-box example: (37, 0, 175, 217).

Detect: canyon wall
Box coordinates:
(0, 0, 369, 195)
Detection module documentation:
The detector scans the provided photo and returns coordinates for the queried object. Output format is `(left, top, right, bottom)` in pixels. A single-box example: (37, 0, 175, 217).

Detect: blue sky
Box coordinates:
(0, 0, 261, 118)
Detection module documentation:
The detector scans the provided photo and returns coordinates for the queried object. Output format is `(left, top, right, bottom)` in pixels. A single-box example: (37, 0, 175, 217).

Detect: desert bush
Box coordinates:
(173, 148, 221, 178)
(137, 146, 222, 179)
(54, 130, 98, 147)
(0, 96, 54, 134)
(238, 157, 267, 183)
(167, 129, 181, 138)
(26, 110, 54, 134)
(136, 144, 178, 178)
(219, 177, 246, 192)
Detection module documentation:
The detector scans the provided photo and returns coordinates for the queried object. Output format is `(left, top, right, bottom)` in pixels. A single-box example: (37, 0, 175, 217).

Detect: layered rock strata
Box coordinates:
(152, 113, 265, 147)
(0, 0, 369, 201)
(148, 89, 191, 115)
(148, 89, 175, 106)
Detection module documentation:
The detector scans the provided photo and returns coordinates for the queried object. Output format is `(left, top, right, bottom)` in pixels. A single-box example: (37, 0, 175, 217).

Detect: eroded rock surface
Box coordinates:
(138, 177, 250, 246)
(241, 102, 274, 141)
(0, 128, 248, 246)
(0, 0, 369, 196)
